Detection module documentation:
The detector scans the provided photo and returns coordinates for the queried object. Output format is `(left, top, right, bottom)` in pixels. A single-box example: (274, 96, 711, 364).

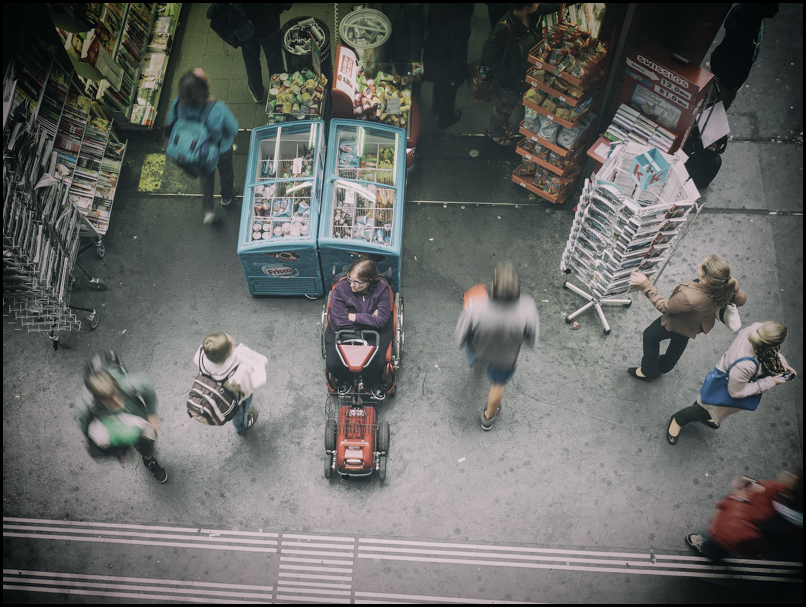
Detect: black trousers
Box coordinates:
(326, 323, 393, 390)
(673, 402, 712, 427)
(641, 316, 690, 379)
(200, 149, 234, 213)
(433, 81, 459, 126)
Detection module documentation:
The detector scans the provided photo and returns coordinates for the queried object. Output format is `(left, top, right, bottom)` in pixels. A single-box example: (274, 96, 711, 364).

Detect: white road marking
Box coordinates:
(281, 549, 356, 558)
(274, 594, 351, 603)
(358, 545, 788, 574)
(3, 585, 266, 604)
(3, 577, 274, 599)
(283, 533, 354, 542)
(281, 541, 354, 549)
(276, 585, 351, 596)
(278, 572, 353, 582)
(3, 570, 272, 590)
(2, 518, 276, 537)
(355, 590, 541, 604)
(279, 564, 353, 573)
(274, 580, 351, 589)
(3, 533, 276, 552)
(4, 525, 276, 545)
(357, 553, 802, 582)
(280, 556, 355, 566)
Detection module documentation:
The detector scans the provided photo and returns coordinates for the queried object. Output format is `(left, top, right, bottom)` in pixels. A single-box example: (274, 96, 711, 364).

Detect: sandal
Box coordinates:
(486, 131, 513, 146)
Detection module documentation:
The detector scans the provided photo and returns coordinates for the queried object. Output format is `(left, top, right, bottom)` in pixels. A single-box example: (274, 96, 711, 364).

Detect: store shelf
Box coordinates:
(522, 94, 591, 130)
(526, 52, 604, 88)
(516, 138, 583, 177)
(525, 67, 602, 108)
(511, 167, 573, 205)
(518, 121, 589, 158)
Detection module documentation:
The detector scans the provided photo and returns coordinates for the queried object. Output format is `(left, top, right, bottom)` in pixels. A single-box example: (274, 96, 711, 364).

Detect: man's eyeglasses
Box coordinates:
(348, 278, 367, 287)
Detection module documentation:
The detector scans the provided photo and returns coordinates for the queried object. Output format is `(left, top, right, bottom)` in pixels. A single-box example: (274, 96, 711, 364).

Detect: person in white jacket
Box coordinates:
(194, 333, 268, 435)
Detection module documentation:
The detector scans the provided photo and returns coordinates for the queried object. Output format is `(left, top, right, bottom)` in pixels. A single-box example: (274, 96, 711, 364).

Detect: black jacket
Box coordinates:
(242, 3, 292, 38)
(423, 3, 474, 84)
(378, 3, 426, 66)
(481, 5, 561, 92)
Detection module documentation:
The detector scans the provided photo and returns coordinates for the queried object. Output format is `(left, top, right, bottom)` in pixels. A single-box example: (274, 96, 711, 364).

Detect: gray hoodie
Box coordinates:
(455, 296, 539, 368)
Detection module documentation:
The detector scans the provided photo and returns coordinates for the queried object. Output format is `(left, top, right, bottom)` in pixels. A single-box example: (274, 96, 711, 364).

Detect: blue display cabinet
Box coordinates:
(237, 121, 326, 297)
(318, 119, 407, 293)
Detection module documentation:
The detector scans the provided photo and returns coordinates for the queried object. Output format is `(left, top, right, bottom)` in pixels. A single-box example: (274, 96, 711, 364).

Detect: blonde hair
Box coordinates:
(701, 254, 738, 307)
(85, 370, 118, 401)
(748, 321, 788, 350)
(492, 262, 520, 301)
(204, 332, 233, 364)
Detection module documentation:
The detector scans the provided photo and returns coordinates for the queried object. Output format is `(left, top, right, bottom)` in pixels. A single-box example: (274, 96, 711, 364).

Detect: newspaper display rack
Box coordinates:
(560, 142, 701, 334)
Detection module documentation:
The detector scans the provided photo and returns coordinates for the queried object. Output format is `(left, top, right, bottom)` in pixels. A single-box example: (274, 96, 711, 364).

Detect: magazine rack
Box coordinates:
(560, 142, 701, 334)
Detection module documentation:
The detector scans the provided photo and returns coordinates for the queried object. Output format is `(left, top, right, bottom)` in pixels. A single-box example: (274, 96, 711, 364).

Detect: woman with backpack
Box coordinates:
(481, 3, 560, 146)
(167, 69, 239, 225)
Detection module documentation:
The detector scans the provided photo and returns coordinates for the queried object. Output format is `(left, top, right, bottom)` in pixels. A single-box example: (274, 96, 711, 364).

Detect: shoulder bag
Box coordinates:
(468, 22, 512, 103)
(700, 356, 762, 411)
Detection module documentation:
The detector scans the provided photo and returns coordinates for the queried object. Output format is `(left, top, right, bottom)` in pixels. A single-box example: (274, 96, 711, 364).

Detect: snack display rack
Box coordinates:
(319, 120, 407, 293)
(265, 69, 330, 126)
(512, 20, 612, 204)
(559, 142, 701, 333)
(331, 45, 420, 167)
(237, 121, 326, 297)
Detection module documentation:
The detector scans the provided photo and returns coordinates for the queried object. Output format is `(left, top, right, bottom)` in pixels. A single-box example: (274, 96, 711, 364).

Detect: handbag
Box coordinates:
(719, 302, 742, 332)
(467, 22, 512, 103)
(683, 82, 728, 190)
(700, 356, 762, 411)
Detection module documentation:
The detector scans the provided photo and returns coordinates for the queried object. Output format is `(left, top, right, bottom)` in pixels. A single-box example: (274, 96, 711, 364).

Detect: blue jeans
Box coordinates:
(241, 31, 283, 98)
(465, 346, 516, 385)
(232, 394, 254, 433)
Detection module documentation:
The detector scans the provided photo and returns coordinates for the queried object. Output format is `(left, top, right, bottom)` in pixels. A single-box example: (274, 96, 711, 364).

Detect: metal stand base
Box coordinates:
(563, 281, 632, 335)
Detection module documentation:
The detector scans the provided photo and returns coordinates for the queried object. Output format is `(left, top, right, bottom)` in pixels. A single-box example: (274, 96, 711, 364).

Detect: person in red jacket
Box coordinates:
(686, 468, 803, 561)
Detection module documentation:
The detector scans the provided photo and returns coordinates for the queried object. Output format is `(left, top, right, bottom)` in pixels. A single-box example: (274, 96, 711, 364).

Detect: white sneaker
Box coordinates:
(203, 211, 215, 225)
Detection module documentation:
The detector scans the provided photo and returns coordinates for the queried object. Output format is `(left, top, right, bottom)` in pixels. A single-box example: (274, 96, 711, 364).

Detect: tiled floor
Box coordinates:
(158, 3, 522, 137)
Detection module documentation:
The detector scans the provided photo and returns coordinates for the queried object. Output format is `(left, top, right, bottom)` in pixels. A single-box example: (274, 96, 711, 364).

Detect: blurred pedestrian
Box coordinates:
(666, 321, 796, 444)
(78, 352, 167, 483)
(686, 467, 803, 561)
(627, 254, 747, 381)
(167, 69, 239, 225)
(456, 263, 539, 430)
(240, 3, 292, 103)
(708, 4, 780, 111)
(423, 4, 474, 128)
(194, 333, 268, 435)
(481, 3, 560, 146)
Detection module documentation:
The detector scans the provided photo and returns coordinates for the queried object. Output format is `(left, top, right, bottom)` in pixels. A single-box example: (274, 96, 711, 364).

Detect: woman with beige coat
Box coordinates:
(627, 254, 747, 381)
(667, 321, 797, 444)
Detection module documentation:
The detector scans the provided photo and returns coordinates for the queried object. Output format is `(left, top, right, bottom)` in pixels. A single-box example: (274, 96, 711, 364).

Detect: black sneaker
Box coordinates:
(143, 456, 168, 483)
(371, 388, 386, 401)
(221, 183, 239, 206)
(337, 383, 351, 395)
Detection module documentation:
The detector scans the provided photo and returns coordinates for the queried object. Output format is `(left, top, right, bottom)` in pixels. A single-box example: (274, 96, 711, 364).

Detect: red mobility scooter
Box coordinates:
(320, 276, 403, 480)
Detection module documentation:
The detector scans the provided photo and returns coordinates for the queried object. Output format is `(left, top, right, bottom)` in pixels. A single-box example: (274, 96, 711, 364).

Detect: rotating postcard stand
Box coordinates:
(561, 142, 700, 334)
